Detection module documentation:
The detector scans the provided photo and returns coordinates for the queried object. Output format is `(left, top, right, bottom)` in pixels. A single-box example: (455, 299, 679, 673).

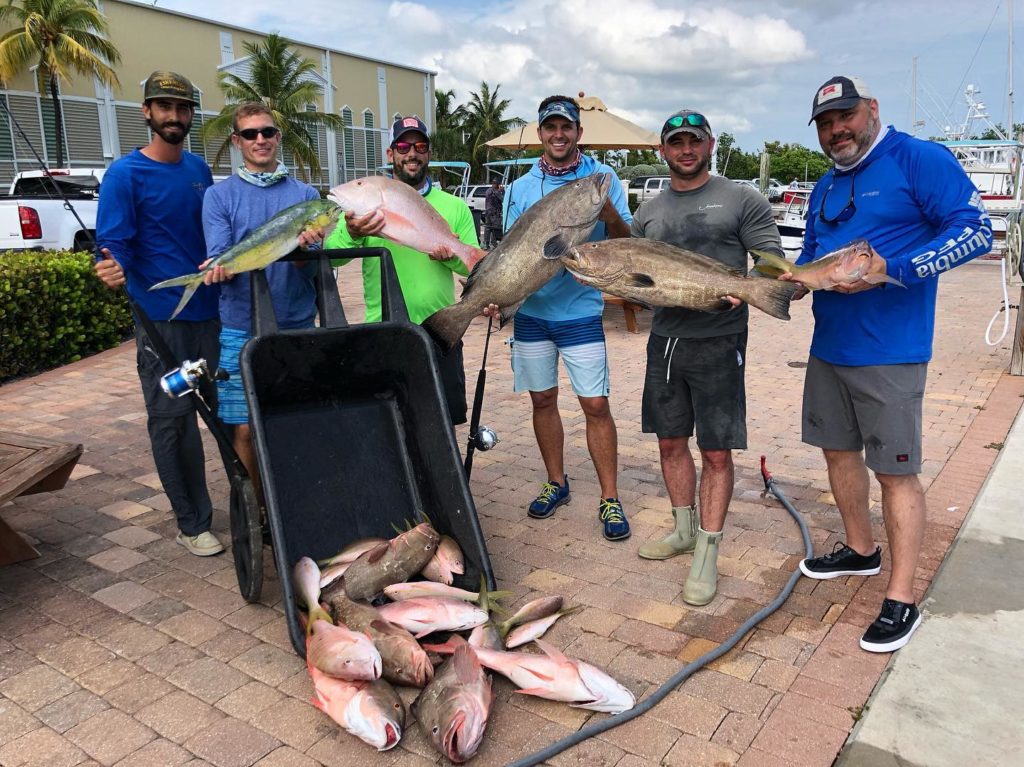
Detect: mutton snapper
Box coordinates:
(421, 173, 612, 353)
(552, 238, 799, 320)
(150, 199, 342, 320)
(751, 240, 906, 290)
(327, 176, 486, 271)
(308, 661, 405, 751)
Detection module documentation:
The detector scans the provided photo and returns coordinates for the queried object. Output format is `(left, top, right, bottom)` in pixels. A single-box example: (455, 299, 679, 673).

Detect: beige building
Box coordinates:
(0, 0, 436, 186)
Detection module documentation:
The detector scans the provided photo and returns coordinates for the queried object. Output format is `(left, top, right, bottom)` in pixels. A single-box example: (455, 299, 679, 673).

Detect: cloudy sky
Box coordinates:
(162, 0, 1020, 154)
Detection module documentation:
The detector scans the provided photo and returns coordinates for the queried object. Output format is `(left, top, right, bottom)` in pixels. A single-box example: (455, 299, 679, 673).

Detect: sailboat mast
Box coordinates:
(1009, 0, 1015, 139)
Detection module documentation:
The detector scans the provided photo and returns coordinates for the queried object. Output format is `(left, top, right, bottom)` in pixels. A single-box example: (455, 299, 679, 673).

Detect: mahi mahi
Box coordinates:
(150, 199, 342, 320)
(553, 238, 799, 320)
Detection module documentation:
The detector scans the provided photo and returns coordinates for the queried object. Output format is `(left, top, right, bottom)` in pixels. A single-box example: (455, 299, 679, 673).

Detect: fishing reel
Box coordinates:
(470, 426, 500, 452)
(159, 358, 228, 398)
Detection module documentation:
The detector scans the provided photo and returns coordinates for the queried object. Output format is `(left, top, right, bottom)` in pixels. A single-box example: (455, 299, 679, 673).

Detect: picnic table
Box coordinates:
(0, 431, 82, 565)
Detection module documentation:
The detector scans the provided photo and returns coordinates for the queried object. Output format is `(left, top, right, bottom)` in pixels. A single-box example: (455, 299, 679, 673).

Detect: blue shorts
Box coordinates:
(216, 328, 251, 425)
(511, 313, 610, 397)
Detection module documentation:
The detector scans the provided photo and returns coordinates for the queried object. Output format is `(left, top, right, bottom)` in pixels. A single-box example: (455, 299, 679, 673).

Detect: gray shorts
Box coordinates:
(802, 355, 926, 475)
(641, 332, 747, 450)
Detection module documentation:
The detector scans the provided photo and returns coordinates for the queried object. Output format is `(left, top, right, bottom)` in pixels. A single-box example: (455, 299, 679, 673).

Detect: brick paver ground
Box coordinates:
(1, 260, 1021, 766)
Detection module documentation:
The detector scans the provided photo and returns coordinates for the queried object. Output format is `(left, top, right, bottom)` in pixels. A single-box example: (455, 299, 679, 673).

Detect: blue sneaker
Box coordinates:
(599, 498, 631, 541)
(528, 475, 571, 519)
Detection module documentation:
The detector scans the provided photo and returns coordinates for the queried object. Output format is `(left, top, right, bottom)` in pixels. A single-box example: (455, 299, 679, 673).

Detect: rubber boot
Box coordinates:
(683, 528, 723, 606)
(638, 505, 698, 560)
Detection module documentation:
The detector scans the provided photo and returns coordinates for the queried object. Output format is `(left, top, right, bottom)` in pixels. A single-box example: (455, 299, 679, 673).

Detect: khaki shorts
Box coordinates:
(801, 355, 926, 475)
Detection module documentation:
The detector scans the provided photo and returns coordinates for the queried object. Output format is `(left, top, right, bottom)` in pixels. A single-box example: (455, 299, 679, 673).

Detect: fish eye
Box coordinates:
(432, 726, 440, 735)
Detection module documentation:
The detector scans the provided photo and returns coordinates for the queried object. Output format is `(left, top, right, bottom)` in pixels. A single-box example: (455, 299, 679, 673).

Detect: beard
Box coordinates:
(665, 150, 710, 180)
(393, 156, 428, 187)
(148, 118, 191, 146)
(827, 114, 880, 165)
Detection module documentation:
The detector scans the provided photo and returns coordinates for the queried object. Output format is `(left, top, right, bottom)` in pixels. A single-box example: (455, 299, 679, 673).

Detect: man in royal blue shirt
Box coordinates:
(788, 76, 993, 652)
(95, 71, 224, 557)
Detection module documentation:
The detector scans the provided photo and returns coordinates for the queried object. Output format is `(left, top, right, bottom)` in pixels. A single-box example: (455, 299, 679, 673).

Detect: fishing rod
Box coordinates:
(508, 455, 813, 767)
(0, 98, 244, 473)
(463, 315, 498, 479)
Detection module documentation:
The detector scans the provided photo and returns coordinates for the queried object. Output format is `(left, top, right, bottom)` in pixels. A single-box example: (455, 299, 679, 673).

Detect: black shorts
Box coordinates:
(434, 339, 467, 426)
(641, 331, 747, 450)
(135, 319, 220, 418)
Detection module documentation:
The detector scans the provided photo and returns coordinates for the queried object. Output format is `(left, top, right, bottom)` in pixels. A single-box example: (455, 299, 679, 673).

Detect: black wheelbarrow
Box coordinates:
(240, 247, 496, 656)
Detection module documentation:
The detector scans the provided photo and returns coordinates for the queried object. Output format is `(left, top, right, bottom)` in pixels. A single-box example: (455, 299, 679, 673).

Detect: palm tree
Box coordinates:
(201, 33, 342, 181)
(462, 82, 523, 174)
(0, 0, 120, 168)
(429, 87, 468, 163)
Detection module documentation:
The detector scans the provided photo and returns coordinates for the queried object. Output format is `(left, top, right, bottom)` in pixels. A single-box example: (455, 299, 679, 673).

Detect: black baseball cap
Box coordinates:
(809, 76, 874, 124)
(143, 71, 197, 105)
(390, 116, 429, 145)
(661, 110, 712, 142)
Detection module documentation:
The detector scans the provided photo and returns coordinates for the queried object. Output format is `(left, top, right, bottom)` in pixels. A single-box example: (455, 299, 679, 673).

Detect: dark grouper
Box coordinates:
(422, 173, 611, 352)
(554, 238, 799, 320)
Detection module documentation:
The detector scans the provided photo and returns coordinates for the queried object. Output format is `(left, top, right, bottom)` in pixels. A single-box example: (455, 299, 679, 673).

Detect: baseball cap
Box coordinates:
(143, 71, 197, 104)
(390, 116, 429, 145)
(809, 76, 874, 124)
(661, 110, 712, 142)
(538, 99, 580, 126)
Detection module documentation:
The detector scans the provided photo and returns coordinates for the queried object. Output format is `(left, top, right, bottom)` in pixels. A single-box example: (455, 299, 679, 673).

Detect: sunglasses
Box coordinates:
(235, 127, 279, 141)
(818, 173, 857, 225)
(664, 113, 708, 130)
(393, 140, 429, 155)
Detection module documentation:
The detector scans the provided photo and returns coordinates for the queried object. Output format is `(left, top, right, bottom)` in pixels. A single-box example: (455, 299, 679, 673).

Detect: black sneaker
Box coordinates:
(860, 599, 922, 652)
(799, 542, 881, 580)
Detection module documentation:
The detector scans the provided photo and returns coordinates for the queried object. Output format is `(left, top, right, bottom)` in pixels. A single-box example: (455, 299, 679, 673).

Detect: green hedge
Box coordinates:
(1, 250, 133, 381)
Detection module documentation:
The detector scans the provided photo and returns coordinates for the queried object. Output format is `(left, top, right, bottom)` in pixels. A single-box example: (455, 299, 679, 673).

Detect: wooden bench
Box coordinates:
(0, 431, 83, 565)
(603, 294, 647, 334)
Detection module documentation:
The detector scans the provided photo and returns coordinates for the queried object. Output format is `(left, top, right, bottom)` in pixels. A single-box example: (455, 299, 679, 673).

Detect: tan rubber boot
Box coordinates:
(682, 528, 723, 606)
(638, 505, 698, 560)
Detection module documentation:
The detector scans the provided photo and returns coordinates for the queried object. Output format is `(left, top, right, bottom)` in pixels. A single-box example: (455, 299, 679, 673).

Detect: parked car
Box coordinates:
(455, 184, 491, 214)
(633, 176, 671, 204)
(0, 168, 104, 252)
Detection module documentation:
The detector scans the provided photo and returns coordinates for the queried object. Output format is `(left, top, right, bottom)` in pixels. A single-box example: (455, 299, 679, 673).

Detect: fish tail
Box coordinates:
(749, 249, 794, 278)
(743, 279, 799, 321)
(863, 273, 906, 288)
(421, 303, 476, 354)
(306, 605, 333, 635)
(149, 274, 205, 321)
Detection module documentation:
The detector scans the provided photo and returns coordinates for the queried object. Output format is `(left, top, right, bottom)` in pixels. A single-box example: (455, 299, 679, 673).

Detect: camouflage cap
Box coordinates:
(143, 71, 197, 105)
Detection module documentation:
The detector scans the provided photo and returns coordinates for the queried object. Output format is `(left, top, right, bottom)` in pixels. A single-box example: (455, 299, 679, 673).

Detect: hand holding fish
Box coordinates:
(94, 249, 125, 289)
(831, 245, 889, 294)
(428, 243, 455, 262)
(200, 257, 232, 285)
(345, 208, 386, 238)
(297, 226, 326, 250)
(481, 303, 500, 319)
(777, 271, 810, 300)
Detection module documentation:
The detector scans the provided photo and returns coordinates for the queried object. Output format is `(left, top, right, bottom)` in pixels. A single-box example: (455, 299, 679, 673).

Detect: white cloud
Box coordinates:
(386, 2, 443, 36)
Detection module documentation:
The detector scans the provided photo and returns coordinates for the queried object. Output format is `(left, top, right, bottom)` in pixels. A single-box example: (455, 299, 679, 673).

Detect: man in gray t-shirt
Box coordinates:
(633, 109, 783, 607)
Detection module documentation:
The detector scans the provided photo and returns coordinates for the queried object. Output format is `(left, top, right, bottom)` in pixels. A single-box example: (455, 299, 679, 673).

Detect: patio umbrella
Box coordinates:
(484, 93, 660, 151)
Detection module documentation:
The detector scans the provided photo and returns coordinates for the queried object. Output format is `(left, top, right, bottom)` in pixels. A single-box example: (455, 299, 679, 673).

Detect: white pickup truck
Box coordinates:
(0, 168, 104, 252)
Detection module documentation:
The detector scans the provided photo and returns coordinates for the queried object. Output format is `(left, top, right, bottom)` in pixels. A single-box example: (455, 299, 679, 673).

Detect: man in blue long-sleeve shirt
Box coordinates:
(95, 71, 224, 557)
(788, 76, 993, 653)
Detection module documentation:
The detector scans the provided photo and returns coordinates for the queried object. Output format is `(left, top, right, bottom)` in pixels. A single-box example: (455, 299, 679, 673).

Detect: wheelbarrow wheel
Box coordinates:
(230, 476, 263, 602)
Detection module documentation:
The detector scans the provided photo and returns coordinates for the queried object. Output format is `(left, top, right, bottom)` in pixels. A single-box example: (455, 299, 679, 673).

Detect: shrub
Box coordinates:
(0, 250, 133, 381)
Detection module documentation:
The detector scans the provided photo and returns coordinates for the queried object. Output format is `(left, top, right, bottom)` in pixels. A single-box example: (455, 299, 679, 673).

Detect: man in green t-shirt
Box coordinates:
(325, 116, 476, 424)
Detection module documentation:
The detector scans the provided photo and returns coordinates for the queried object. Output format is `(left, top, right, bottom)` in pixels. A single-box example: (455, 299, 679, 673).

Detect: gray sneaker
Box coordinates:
(176, 531, 225, 557)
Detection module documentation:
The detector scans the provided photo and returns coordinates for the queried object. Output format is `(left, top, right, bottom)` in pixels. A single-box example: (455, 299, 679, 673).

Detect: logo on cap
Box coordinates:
(401, 117, 419, 129)
(818, 84, 841, 102)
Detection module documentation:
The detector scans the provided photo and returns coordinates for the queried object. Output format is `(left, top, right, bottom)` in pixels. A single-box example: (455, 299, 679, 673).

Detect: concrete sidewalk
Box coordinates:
(837, 397, 1024, 766)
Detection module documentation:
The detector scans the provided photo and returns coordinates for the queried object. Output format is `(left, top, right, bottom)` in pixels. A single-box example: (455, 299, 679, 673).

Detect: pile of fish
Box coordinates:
(293, 521, 635, 762)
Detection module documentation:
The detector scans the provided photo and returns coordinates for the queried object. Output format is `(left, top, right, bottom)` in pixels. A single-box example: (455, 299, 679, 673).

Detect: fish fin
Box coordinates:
(310, 694, 325, 712)
(452, 642, 481, 683)
(624, 272, 656, 288)
(863, 273, 906, 288)
(533, 637, 570, 664)
(741, 277, 799, 321)
(164, 278, 203, 321)
(421, 303, 476, 354)
(752, 263, 786, 278)
(365, 542, 389, 564)
(149, 271, 202, 290)
(421, 637, 459, 654)
(466, 247, 487, 272)
(514, 687, 552, 697)
(369, 619, 404, 637)
(499, 300, 523, 328)
(542, 234, 572, 261)
(389, 521, 404, 535)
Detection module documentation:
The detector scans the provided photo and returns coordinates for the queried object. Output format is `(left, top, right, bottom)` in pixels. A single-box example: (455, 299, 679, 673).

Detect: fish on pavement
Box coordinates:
(342, 522, 440, 601)
(412, 637, 492, 764)
(377, 596, 488, 638)
(293, 556, 332, 631)
(505, 606, 582, 649)
(306, 618, 382, 681)
(425, 636, 635, 714)
(308, 660, 405, 751)
(150, 199, 342, 320)
(750, 240, 906, 290)
(551, 238, 799, 320)
(421, 172, 611, 353)
(498, 595, 563, 637)
(322, 585, 433, 687)
(327, 176, 485, 271)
